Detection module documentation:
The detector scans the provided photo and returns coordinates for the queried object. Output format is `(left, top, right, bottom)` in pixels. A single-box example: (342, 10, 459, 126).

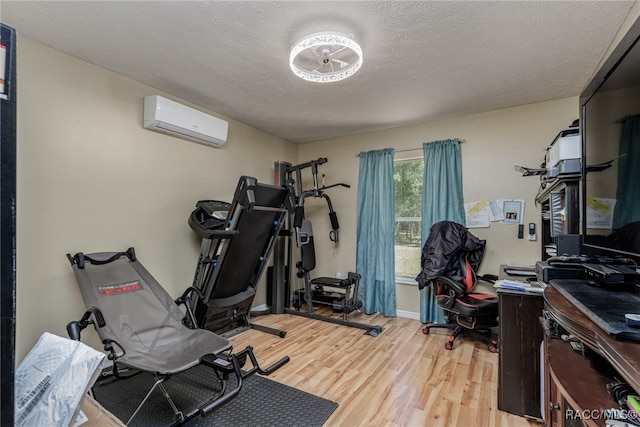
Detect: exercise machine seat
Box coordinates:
(66, 248, 289, 425)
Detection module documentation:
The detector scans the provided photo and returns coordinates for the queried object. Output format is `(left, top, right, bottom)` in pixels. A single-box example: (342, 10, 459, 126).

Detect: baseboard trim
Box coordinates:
(251, 304, 269, 312)
(252, 304, 421, 321)
(396, 309, 420, 321)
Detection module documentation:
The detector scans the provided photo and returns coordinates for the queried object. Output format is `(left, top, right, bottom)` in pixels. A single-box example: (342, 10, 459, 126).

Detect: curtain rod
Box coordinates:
(355, 139, 467, 157)
(616, 113, 640, 123)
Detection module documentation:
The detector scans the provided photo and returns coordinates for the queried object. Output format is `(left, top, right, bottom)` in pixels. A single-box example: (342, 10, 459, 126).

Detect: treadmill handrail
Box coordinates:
(248, 206, 288, 213)
(203, 230, 239, 239)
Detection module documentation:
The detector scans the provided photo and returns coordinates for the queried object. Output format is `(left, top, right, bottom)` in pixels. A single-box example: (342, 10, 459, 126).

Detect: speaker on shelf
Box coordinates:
(555, 234, 581, 256)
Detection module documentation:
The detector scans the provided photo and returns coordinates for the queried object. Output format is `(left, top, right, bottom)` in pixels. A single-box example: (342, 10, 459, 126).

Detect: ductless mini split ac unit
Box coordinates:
(143, 95, 229, 148)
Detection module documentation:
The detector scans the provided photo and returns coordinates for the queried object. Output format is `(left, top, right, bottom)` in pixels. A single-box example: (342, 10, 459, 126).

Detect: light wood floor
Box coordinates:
(228, 309, 540, 427)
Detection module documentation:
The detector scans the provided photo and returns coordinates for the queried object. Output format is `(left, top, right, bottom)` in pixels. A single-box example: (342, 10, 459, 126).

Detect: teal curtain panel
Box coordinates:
(420, 139, 465, 323)
(356, 148, 396, 317)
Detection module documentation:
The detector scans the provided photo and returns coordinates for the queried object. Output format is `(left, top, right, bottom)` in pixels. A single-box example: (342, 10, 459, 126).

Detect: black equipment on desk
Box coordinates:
(538, 254, 640, 287)
(536, 260, 586, 283)
(583, 263, 625, 285)
(613, 264, 640, 286)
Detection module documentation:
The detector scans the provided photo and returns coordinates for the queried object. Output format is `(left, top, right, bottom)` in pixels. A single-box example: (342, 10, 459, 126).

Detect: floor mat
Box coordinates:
(92, 365, 338, 427)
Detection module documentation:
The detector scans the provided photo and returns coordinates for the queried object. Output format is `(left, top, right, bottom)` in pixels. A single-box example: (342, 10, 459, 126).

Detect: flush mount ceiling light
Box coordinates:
(289, 32, 363, 83)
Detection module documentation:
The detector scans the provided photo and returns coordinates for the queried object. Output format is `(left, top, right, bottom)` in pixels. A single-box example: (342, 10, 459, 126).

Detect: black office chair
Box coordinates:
(416, 221, 499, 352)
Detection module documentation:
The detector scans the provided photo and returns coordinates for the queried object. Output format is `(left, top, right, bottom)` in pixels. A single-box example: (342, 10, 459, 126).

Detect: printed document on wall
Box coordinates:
(465, 200, 490, 228)
(586, 195, 616, 229)
(502, 199, 525, 224)
(465, 199, 505, 228)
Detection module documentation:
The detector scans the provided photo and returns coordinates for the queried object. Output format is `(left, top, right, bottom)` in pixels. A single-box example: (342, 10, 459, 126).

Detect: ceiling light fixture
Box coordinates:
(289, 32, 363, 83)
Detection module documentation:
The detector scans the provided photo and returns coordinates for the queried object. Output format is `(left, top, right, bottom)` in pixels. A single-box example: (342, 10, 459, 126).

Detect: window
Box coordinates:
(394, 158, 423, 279)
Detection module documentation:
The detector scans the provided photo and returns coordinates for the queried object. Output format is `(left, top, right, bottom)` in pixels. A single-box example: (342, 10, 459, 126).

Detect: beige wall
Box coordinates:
(16, 35, 579, 360)
(15, 37, 297, 361)
(298, 97, 579, 315)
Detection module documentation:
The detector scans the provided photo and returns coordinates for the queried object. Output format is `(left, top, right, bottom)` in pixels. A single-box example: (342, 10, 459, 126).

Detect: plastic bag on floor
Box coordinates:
(15, 332, 106, 427)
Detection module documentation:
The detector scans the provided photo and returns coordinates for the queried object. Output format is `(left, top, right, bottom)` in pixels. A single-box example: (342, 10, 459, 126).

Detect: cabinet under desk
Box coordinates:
(497, 265, 544, 421)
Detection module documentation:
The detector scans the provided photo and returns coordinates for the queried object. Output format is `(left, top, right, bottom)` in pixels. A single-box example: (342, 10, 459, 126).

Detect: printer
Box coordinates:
(516, 120, 582, 187)
(545, 120, 581, 178)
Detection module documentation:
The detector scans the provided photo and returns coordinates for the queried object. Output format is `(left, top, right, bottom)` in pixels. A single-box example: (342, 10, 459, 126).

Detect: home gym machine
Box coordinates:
(272, 158, 383, 336)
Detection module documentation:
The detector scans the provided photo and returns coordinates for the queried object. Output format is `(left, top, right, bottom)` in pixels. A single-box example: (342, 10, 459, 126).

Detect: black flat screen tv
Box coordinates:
(580, 16, 640, 261)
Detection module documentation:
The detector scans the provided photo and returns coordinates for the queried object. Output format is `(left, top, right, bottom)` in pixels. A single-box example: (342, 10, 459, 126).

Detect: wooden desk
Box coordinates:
(543, 284, 640, 426)
(498, 288, 544, 420)
(496, 265, 544, 420)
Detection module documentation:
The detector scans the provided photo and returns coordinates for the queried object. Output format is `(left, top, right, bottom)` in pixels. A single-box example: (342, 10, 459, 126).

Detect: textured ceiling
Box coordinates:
(1, 1, 636, 143)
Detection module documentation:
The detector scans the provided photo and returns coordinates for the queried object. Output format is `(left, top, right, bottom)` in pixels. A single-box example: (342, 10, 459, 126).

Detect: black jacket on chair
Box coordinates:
(415, 221, 498, 352)
(415, 221, 486, 290)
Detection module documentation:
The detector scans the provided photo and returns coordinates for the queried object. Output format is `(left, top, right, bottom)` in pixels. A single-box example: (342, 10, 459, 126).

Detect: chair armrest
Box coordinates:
(66, 307, 106, 341)
(175, 287, 205, 329)
(433, 276, 467, 296)
(478, 274, 498, 284)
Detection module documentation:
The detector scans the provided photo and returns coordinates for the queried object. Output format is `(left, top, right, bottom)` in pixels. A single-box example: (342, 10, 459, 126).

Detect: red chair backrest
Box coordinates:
(460, 253, 477, 293)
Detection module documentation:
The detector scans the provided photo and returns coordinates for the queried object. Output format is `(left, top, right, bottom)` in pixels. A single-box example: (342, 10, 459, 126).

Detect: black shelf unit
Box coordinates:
(535, 174, 581, 259)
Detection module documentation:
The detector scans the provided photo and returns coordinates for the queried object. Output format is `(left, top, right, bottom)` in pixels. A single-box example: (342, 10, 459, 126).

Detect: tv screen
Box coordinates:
(580, 17, 640, 260)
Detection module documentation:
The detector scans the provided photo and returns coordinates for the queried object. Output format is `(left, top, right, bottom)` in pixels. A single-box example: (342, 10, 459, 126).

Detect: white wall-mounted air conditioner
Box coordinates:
(143, 95, 228, 148)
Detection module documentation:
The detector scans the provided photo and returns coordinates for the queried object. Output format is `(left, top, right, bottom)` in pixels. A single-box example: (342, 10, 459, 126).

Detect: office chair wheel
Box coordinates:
(444, 335, 456, 350)
(422, 326, 430, 335)
(488, 343, 498, 353)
